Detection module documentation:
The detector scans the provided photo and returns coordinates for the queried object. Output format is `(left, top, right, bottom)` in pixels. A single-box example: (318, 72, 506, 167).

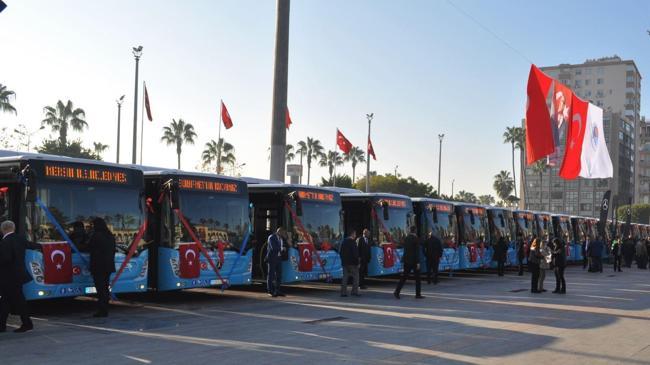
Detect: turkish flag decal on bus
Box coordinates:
(179, 243, 200, 278)
(383, 243, 396, 268)
(41, 242, 73, 284)
(468, 244, 478, 263)
(298, 243, 313, 272)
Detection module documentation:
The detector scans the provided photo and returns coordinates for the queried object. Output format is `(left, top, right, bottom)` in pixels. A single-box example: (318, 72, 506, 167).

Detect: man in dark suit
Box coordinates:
(494, 236, 508, 277)
(356, 228, 372, 289)
(423, 231, 442, 284)
(0, 220, 39, 333)
(266, 227, 287, 297)
(394, 226, 423, 299)
(88, 217, 116, 317)
(340, 230, 360, 297)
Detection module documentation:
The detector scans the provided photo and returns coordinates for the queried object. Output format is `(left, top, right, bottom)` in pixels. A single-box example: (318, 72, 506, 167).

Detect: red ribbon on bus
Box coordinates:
(110, 219, 148, 289)
(284, 201, 330, 280)
(173, 208, 227, 286)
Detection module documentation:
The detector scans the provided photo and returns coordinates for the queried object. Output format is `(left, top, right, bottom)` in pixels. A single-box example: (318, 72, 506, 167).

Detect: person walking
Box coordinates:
(87, 217, 116, 317)
(635, 239, 648, 270)
(266, 227, 288, 297)
(516, 234, 526, 276)
(356, 228, 372, 289)
(394, 226, 423, 299)
(0, 220, 39, 332)
(582, 238, 589, 270)
(590, 236, 604, 273)
(423, 231, 442, 284)
(611, 237, 623, 272)
(494, 235, 508, 277)
(528, 239, 542, 293)
(340, 231, 360, 297)
(551, 238, 566, 294)
(623, 235, 635, 268)
(538, 238, 551, 292)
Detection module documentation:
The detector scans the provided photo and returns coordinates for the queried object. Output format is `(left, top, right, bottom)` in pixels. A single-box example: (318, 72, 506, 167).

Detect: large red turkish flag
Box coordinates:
(41, 242, 72, 284)
(179, 243, 200, 278)
(559, 95, 589, 179)
(525, 64, 555, 164)
(298, 243, 313, 272)
(221, 101, 233, 129)
(336, 129, 353, 154)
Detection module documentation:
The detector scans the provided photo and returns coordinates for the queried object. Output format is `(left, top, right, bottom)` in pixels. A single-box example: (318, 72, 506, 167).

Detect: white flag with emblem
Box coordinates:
(579, 103, 613, 178)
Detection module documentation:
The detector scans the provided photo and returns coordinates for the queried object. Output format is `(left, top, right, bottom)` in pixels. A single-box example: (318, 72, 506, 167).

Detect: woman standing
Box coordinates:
(552, 238, 566, 294)
(88, 217, 116, 317)
(538, 238, 552, 292)
(635, 239, 648, 270)
(528, 239, 542, 293)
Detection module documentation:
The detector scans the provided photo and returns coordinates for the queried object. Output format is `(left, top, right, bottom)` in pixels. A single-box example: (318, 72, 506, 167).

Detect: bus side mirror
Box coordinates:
(249, 202, 254, 224)
(469, 210, 475, 225)
(289, 191, 302, 216)
(432, 207, 438, 223)
(382, 201, 389, 220)
(164, 179, 180, 209)
(21, 166, 37, 203)
(499, 214, 505, 228)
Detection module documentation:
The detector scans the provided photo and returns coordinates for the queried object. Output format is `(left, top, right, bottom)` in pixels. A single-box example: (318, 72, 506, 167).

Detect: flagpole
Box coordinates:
(333, 129, 337, 187)
(139, 81, 145, 165)
(365, 113, 373, 193)
(218, 99, 222, 143)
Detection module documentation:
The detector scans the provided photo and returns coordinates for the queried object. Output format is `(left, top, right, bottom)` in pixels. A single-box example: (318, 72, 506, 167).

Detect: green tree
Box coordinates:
(616, 204, 650, 224)
(161, 118, 197, 169)
(321, 174, 353, 188)
(285, 144, 295, 162)
(344, 146, 366, 183)
(478, 195, 496, 206)
(503, 126, 521, 199)
(93, 142, 109, 159)
(202, 138, 235, 174)
(455, 190, 478, 204)
(301, 137, 325, 185)
(0, 84, 17, 114)
(354, 174, 435, 197)
(320, 150, 344, 182)
(37, 139, 99, 160)
(42, 100, 87, 147)
(493, 170, 514, 202)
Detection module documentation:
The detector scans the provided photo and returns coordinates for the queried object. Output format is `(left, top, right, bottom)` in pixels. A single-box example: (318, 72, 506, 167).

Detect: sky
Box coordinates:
(0, 0, 649, 197)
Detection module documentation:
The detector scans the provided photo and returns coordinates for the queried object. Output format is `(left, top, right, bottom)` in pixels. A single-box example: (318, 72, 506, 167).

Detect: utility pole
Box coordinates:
(269, 0, 290, 181)
(131, 46, 143, 165)
(451, 179, 455, 198)
(437, 133, 444, 196)
(365, 113, 373, 192)
(116, 95, 125, 163)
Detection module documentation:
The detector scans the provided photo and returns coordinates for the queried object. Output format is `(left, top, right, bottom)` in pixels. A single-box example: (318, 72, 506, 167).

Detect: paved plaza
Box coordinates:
(2, 266, 650, 364)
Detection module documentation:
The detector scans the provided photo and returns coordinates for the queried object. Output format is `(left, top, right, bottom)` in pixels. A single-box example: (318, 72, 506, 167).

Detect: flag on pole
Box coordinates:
(221, 101, 233, 129)
(285, 108, 292, 130)
(144, 83, 153, 122)
(336, 129, 353, 154)
(525, 64, 555, 165)
(368, 137, 376, 160)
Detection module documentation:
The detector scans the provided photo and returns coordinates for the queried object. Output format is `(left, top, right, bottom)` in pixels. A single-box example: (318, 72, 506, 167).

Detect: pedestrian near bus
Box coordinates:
(551, 238, 566, 294)
(0, 220, 39, 332)
(528, 239, 542, 293)
(494, 235, 508, 277)
(423, 231, 442, 284)
(516, 234, 525, 276)
(611, 237, 623, 272)
(88, 217, 116, 318)
(623, 235, 635, 268)
(394, 226, 423, 299)
(340, 230, 360, 297)
(635, 239, 648, 270)
(589, 236, 604, 273)
(356, 228, 372, 289)
(538, 238, 551, 292)
(266, 227, 288, 297)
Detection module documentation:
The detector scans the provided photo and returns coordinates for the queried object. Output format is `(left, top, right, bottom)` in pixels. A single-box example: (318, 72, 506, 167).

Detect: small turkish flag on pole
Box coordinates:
(41, 242, 73, 284)
(368, 137, 376, 160)
(285, 108, 292, 130)
(221, 101, 233, 129)
(336, 129, 353, 154)
(144, 83, 153, 122)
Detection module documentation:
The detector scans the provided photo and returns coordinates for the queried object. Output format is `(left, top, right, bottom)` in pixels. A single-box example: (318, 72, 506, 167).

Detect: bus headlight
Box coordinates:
(139, 284, 146, 290)
(176, 282, 182, 287)
(38, 290, 46, 297)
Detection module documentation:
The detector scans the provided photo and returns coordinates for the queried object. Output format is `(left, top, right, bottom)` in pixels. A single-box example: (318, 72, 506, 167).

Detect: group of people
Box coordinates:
(0, 218, 118, 334)
(610, 235, 650, 271)
(527, 237, 567, 294)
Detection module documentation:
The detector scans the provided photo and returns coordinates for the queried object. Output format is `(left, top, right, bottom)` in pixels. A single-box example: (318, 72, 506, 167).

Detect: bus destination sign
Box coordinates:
(44, 164, 129, 184)
(298, 190, 334, 202)
(179, 178, 239, 193)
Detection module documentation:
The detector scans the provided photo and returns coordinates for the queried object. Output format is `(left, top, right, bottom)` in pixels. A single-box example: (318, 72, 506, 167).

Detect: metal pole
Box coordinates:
(437, 133, 444, 196)
(116, 101, 122, 163)
(269, 0, 290, 181)
(451, 179, 455, 198)
(131, 46, 142, 165)
(139, 81, 145, 165)
(365, 113, 373, 193)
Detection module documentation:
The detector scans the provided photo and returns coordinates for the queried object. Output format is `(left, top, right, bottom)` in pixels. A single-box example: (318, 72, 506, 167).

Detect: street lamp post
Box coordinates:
(13, 125, 44, 152)
(394, 165, 399, 177)
(451, 179, 455, 198)
(131, 46, 143, 165)
(365, 113, 373, 193)
(437, 133, 444, 196)
(116, 95, 125, 163)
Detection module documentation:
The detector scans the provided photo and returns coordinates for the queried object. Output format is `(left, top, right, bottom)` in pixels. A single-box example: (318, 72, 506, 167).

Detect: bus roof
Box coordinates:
(248, 183, 340, 192)
(324, 186, 364, 194)
(0, 149, 141, 170)
(411, 197, 454, 206)
(240, 176, 284, 184)
(340, 192, 411, 201)
(142, 167, 244, 183)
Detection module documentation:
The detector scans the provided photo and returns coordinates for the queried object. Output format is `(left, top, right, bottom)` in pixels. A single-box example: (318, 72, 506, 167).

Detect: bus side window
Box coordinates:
(469, 210, 475, 225)
(524, 217, 529, 228)
(499, 213, 505, 228)
(431, 207, 438, 223)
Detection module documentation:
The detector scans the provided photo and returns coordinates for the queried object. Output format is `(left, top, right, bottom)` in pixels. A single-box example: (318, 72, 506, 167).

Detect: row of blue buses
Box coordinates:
(2, 151, 646, 301)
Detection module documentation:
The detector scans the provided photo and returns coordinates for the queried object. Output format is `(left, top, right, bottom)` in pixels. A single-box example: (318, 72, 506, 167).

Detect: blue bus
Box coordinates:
(511, 210, 536, 265)
(247, 184, 343, 283)
(533, 212, 553, 240)
(454, 203, 489, 269)
(570, 216, 588, 262)
(0, 152, 148, 300)
(487, 207, 515, 267)
(340, 193, 413, 276)
(143, 170, 252, 291)
(552, 214, 575, 262)
(412, 198, 459, 272)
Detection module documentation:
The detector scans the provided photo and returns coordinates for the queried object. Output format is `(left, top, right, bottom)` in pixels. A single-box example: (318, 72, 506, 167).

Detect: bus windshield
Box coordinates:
(490, 211, 512, 242)
(461, 209, 487, 243)
(28, 182, 143, 249)
(424, 208, 456, 248)
(292, 200, 342, 250)
(375, 206, 409, 247)
(175, 191, 249, 250)
(556, 219, 573, 241)
(514, 214, 534, 239)
(536, 216, 551, 238)
(575, 220, 587, 241)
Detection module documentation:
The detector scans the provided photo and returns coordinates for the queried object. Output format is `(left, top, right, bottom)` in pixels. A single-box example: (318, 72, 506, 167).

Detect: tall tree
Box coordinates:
(42, 100, 87, 147)
(455, 190, 478, 204)
(285, 143, 295, 162)
(344, 146, 366, 182)
(295, 141, 308, 183)
(319, 150, 344, 182)
(161, 118, 197, 169)
(302, 137, 325, 185)
(202, 138, 235, 174)
(0, 84, 17, 114)
(503, 126, 520, 199)
(531, 160, 548, 210)
(478, 195, 496, 206)
(493, 170, 514, 202)
(93, 142, 109, 159)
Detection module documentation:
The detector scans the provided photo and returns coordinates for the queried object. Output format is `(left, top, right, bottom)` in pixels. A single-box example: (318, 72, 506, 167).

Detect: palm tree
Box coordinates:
(0, 84, 17, 114)
(302, 137, 325, 185)
(202, 138, 235, 174)
(319, 150, 344, 182)
(531, 160, 548, 210)
(285, 144, 295, 162)
(93, 142, 109, 158)
(503, 126, 520, 198)
(42, 100, 87, 147)
(344, 147, 366, 182)
(295, 141, 308, 183)
(478, 195, 496, 206)
(161, 119, 197, 169)
(493, 170, 514, 202)
(455, 190, 478, 204)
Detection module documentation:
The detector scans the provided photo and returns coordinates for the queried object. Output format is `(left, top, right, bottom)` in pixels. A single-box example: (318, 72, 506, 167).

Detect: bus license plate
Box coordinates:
(210, 280, 222, 285)
(85, 287, 97, 294)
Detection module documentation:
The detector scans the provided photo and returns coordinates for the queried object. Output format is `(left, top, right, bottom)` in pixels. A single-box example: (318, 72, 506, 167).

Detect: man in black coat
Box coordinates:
(356, 229, 372, 289)
(494, 236, 508, 276)
(516, 234, 525, 276)
(623, 235, 635, 268)
(339, 230, 360, 297)
(88, 217, 116, 317)
(0, 220, 39, 333)
(423, 231, 442, 284)
(394, 226, 423, 299)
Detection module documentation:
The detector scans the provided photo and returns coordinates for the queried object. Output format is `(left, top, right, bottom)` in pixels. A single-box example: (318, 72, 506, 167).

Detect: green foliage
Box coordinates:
(320, 174, 353, 188)
(616, 204, 650, 224)
(478, 195, 495, 206)
(455, 190, 478, 204)
(0, 84, 17, 114)
(354, 174, 436, 198)
(37, 139, 100, 160)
